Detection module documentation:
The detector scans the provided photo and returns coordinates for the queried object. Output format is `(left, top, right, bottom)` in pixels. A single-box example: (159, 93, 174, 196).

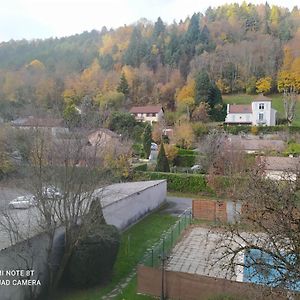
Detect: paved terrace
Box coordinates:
(166, 227, 244, 282)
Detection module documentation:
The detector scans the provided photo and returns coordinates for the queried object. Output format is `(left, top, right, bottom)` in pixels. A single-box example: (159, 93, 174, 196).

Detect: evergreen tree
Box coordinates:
(195, 71, 210, 104)
(117, 73, 130, 96)
(143, 123, 152, 158)
(155, 143, 170, 172)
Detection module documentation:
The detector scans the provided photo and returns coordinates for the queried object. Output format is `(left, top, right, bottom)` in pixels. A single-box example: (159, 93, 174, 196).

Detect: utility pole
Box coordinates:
(159, 253, 169, 300)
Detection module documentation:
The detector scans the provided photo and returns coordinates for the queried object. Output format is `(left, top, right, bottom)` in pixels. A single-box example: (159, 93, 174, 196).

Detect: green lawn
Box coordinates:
(56, 209, 176, 300)
(223, 93, 300, 126)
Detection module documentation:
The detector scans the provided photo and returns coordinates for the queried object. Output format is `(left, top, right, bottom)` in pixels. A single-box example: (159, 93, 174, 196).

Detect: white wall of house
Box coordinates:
(251, 101, 274, 126)
(134, 109, 164, 124)
(225, 112, 252, 124)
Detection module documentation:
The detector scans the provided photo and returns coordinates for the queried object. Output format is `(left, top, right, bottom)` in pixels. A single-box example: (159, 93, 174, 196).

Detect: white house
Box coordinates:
(225, 94, 276, 126)
(129, 105, 164, 124)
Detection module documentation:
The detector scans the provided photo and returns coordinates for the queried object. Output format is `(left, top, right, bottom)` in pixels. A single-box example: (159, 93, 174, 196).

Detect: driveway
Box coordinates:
(163, 196, 193, 216)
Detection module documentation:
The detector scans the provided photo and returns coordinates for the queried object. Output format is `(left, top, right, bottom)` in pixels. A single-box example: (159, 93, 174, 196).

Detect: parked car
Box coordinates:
(42, 186, 62, 198)
(9, 195, 36, 209)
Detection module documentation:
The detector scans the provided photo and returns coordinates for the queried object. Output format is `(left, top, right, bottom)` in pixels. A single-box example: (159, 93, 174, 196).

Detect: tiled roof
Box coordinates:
(129, 105, 162, 114)
(12, 116, 65, 128)
(253, 94, 272, 102)
(229, 104, 252, 113)
(259, 156, 300, 171)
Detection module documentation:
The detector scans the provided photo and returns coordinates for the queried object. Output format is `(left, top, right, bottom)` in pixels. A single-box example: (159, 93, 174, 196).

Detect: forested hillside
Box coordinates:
(0, 3, 299, 122)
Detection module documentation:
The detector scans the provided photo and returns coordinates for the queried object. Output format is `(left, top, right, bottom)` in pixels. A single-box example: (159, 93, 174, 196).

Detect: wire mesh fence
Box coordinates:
(141, 208, 192, 268)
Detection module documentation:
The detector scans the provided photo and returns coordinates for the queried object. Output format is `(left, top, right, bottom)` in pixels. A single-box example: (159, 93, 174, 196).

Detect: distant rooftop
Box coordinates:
(229, 104, 252, 113)
(130, 105, 162, 114)
(258, 156, 300, 171)
(12, 116, 65, 128)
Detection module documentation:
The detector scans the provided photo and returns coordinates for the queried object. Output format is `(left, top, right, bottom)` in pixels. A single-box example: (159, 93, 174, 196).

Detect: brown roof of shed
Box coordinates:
(129, 105, 162, 114)
(229, 104, 252, 113)
(258, 156, 300, 172)
(253, 94, 272, 102)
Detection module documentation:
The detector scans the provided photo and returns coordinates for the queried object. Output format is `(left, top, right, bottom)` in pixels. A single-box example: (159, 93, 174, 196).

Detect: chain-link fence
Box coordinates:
(141, 208, 192, 268)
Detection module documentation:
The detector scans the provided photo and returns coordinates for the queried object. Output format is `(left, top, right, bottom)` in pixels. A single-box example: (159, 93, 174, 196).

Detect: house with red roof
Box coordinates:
(225, 94, 277, 126)
(129, 105, 164, 124)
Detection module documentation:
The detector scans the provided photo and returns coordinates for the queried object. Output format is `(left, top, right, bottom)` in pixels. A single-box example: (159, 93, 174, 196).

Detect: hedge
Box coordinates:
(134, 171, 212, 194)
(133, 163, 148, 171)
(174, 154, 196, 167)
(223, 125, 300, 135)
(177, 148, 196, 155)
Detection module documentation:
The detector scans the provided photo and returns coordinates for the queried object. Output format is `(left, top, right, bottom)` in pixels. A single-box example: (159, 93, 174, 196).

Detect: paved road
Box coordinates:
(0, 186, 30, 209)
(163, 196, 193, 215)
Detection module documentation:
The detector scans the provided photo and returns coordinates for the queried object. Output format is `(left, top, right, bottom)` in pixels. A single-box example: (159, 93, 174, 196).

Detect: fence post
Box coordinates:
(151, 247, 154, 267)
(171, 228, 173, 246)
(178, 219, 181, 234)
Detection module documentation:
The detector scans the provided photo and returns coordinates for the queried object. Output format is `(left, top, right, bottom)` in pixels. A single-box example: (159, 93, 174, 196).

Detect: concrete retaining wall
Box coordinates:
(103, 180, 167, 230)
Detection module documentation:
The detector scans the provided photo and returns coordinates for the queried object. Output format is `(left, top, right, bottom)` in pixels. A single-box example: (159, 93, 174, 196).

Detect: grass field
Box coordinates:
(56, 209, 176, 300)
(223, 93, 300, 126)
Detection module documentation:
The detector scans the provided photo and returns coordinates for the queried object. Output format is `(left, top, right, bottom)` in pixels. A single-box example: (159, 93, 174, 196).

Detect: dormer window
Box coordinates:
(259, 103, 264, 110)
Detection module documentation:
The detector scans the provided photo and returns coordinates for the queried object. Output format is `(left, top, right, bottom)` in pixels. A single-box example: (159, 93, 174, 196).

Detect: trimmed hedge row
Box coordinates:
(134, 171, 212, 194)
(133, 163, 148, 171)
(174, 154, 196, 167)
(224, 125, 300, 135)
(177, 148, 196, 155)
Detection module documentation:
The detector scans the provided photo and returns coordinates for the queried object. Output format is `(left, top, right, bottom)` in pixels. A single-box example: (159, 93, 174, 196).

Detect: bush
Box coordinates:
(174, 154, 196, 167)
(133, 164, 147, 171)
(177, 148, 196, 155)
(134, 171, 212, 194)
(66, 224, 120, 287)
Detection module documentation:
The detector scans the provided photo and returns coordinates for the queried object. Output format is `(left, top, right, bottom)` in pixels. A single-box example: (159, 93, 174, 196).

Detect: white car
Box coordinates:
(42, 186, 62, 198)
(9, 195, 36, 209)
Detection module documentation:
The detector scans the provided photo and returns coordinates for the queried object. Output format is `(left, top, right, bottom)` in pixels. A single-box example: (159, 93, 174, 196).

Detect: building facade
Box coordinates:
(129, 105, 164, 124)
(225, 94, 276, 126)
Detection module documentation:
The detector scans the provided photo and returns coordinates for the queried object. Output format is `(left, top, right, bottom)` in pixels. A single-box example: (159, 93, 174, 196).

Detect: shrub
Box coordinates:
(133, 164, 147, 171)
(174, 154, 196, 167)
(66, 224, 120, 287)
(177, 148, 196, 155)
(250, 126, 258, 135)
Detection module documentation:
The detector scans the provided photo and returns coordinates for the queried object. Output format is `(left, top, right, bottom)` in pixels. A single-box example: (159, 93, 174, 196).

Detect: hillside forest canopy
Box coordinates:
(0, 2, 299, 123)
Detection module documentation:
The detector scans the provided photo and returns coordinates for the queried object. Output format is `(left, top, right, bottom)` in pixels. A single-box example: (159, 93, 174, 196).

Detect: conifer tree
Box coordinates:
(117, 73, 130, 96)
(155, 143, 170, 172)
(143, 123, 152, 158)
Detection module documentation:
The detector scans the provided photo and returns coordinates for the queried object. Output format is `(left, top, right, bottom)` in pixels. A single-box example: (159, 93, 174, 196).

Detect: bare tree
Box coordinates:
(283, 89, 297, 125)
(0, 127, 128, 297)
(212, 165, 300, 296)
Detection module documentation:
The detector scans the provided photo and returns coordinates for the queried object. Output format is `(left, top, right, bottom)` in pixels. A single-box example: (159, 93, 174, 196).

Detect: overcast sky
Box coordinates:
(0, 0, 299, 42)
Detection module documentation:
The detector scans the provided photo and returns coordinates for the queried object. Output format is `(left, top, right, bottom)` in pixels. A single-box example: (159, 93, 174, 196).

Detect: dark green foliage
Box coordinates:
(133, 164, 148, 171)
(63, 103, 81, 128)
(66, 224, 120, 287)
(174, 154, 196, 167)
(107, 111, 137, 138)
(142, 124, 152, 158)
(195, 71, 210, 104)
(155, 143, 170, 172)
(123, 27, 148, 67)
(134, 171, 212, 194)
(117, 73, 130, 96)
